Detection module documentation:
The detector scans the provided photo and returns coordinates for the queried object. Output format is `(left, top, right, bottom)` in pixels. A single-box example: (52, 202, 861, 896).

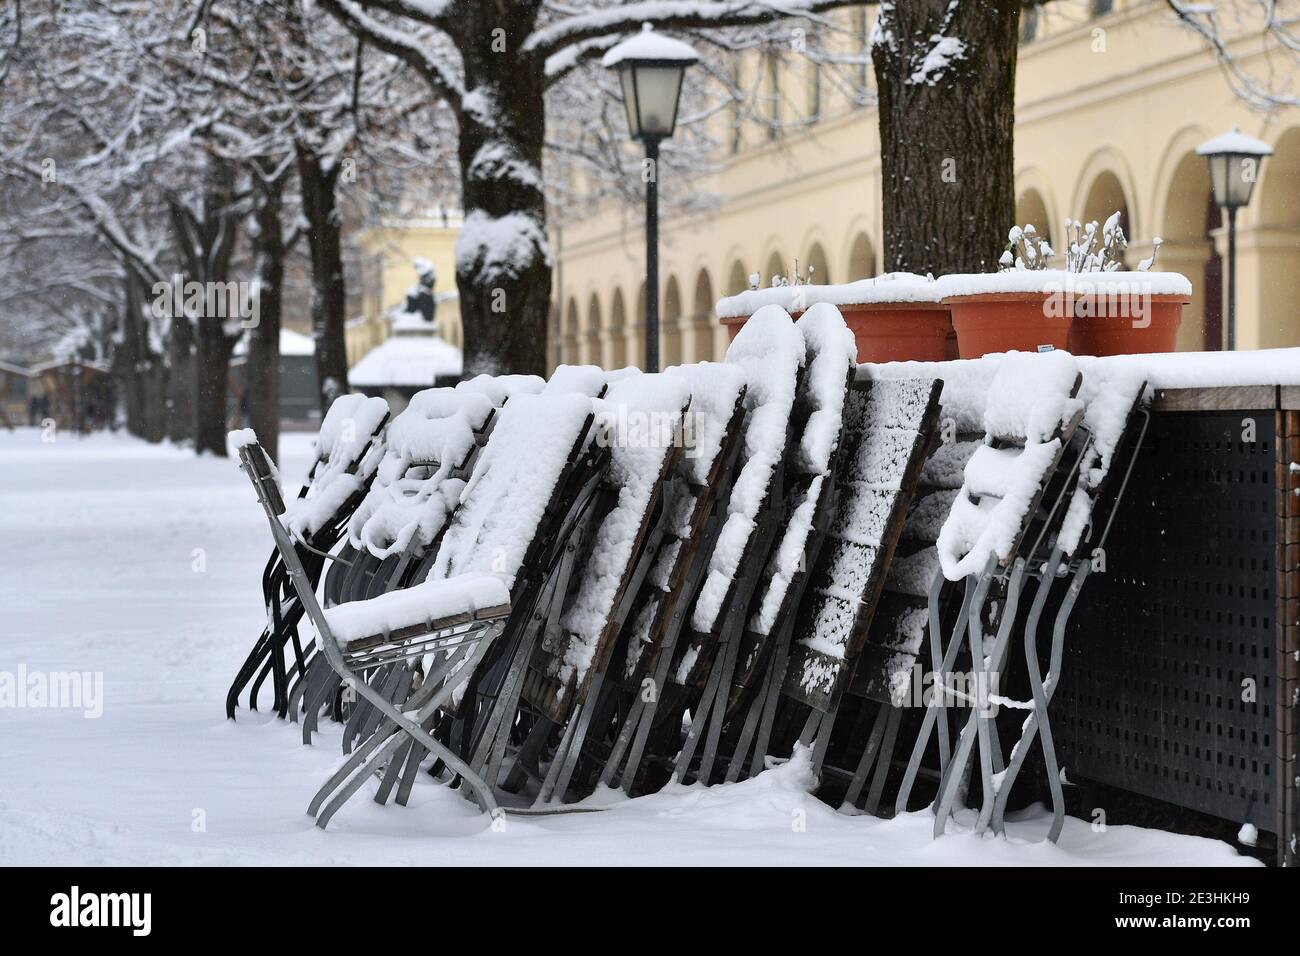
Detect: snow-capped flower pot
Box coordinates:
(936, 271, 1191, 358)
(716, 273, 955, 363)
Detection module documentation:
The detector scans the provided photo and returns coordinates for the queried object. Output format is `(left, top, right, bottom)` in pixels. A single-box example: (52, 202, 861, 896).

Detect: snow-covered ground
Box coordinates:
(0, 427, 1257, 866)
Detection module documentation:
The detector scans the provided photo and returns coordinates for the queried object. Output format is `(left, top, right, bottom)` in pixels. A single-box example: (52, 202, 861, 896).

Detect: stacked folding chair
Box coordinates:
(291, 380, 532, 744)
(644, 306, 807, 789)
(984, 366, 1149, 840)
(226, 394, 389, 719)
(763, 376, 944, 812)
(893, 351, 1092, 838)
(713, 304, 859, 782)
(491, 372, 693, 806)
(239, 374, 613, 823)
(596, 362, 749, 796)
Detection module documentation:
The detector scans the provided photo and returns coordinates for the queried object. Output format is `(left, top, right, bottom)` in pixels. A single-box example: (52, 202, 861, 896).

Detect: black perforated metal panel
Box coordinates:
(1055, 408, 1277, 832)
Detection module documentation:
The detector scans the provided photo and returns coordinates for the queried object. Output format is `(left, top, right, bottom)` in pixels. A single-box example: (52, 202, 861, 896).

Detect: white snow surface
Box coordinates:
(793, 303, 857, 474)
(544, 364, 612, 397)
(455, 372, 545, 405)
(933, 270, 1192, 299)
(348, 334, 463, 387)
(716, 272, 942, 319)
(600, 24, 699, 66)
(1196, 126, 1273, 156)
(665, 360, 746, 484)
(433, 392, 593, 586)
(691, 305, 803, 634)
(750, 304, 856, 636)
(0, 428, 1258, 865)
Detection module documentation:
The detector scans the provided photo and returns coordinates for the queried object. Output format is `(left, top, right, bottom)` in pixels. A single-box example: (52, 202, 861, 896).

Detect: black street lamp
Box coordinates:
(604, 24, 697, 372)
(1197, 127, 1272, 351)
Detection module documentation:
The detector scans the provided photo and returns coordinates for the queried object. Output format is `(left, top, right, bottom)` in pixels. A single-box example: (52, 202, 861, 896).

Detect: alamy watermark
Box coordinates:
(1042, 276, 1162, 329)
(150, 274, 260, 328)
(0, 665, 103, 718)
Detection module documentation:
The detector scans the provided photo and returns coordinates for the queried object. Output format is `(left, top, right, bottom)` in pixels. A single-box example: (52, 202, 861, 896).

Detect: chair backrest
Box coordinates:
(281, 394, 390, 541)
(936, 351, 1084, 580)
(1057, 364, 1148, 558)
(619, 361, 748, 684)
(347, 387, 496, 559)
(455, 373, 545, 406)
(689, 305, 805, 636)
(747, 303, 857, 640)
(531, 373, 691, 708)
(431, 391, 599, 590)
(784, 377, 942, 711)
(543, 364, 609, 398)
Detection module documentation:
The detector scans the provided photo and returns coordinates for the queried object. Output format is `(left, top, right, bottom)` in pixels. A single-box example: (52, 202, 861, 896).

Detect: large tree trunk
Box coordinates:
(194, 327, 237, 456)
(297, 144, 349, 411)
(454, 8, 551, 377)
(872, 0, 1022, 275)
(247, 166, 286, 462)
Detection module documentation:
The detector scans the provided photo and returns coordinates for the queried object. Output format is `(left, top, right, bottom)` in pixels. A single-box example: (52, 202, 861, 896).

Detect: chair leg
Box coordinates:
(931, 559, 1027, 837)
(842, 703, 891, 810)
(991, 559, 1089, 841)
(863, 705, 903, 816)
(894, 571, 981, 816)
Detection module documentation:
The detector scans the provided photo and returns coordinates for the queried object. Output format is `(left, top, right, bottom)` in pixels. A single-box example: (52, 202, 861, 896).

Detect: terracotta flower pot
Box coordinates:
(1067, 294, 1187, 356)
(942, 272, 1191, 359)
(722, 302, 955, 363)
(946, 292, 1072, 358)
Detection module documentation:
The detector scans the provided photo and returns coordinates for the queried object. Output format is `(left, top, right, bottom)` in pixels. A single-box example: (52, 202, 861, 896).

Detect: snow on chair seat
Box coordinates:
(281, 394, 391, 541)
(937, 350, 1084, 580)
(323, 573, 511, 655)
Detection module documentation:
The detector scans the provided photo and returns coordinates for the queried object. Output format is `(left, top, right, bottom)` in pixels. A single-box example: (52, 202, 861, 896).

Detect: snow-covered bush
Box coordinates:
(999, 212, 1163, 274)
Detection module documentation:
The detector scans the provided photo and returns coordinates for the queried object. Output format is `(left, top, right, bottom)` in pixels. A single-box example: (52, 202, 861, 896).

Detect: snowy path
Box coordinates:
(0, 428, 1255, 866)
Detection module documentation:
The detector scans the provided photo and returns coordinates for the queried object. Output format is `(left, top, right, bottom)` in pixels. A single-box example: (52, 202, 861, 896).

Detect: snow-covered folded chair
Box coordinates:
(985, 366, 1149, 841)
(596, 362, 748, 796)
(892, 350, 1089, 839)
(225, 393, 389, 720)
(758, 376, 943, 803)
(645, 306, 806, 788)
(480, 372, 694, 805)
(280, 385, 610, 825)
(716, 304, 858, 782)
(294, 381, 536, 745)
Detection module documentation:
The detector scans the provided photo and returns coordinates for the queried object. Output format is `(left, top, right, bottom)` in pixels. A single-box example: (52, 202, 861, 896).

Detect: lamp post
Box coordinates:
(1197, 127, 1272, 351)
(604, 24, 697, 372)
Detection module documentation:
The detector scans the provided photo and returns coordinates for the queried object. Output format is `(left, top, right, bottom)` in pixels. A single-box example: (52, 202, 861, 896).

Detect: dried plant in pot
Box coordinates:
(716, 264, 955, 363)
(941, 215, 1191, 358)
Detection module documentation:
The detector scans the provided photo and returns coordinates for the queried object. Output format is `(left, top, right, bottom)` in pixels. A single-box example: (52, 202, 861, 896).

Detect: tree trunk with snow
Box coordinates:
(297, 143, 350, 411)
(872, 0, 1021, 275)
(455, 15, 551, 377)
(247, 168, 286, 463)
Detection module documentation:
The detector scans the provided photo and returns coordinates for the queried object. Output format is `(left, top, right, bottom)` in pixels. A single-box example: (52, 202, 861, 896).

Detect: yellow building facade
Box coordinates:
(347, 214, 466, 367)
(550, 0, 1300, 370)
